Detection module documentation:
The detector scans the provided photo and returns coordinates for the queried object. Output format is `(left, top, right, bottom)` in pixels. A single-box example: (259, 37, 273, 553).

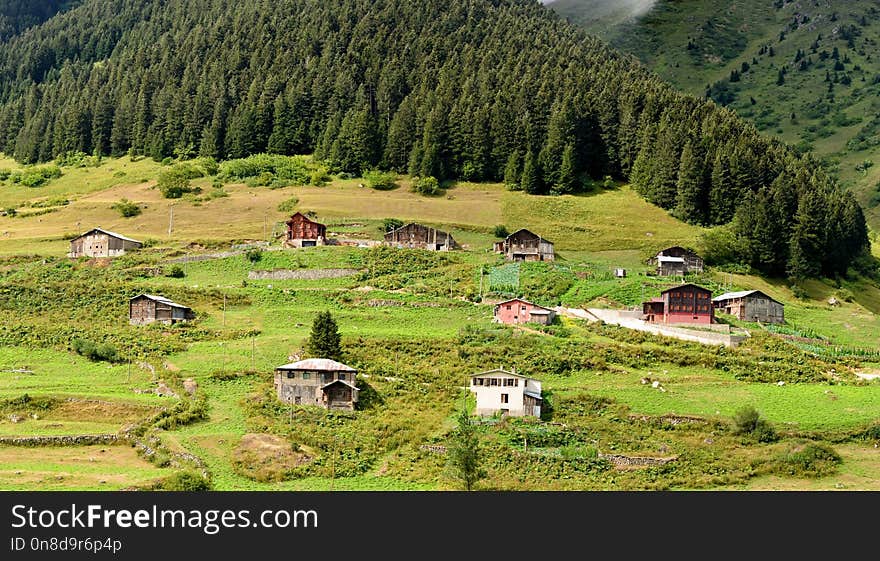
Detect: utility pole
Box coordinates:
(222, 294, 227, 328)
(168, 205, 174, 236)
(251, 336, 255, 372)
(264, 214, 268, 241)
(479, 266, 484, 301)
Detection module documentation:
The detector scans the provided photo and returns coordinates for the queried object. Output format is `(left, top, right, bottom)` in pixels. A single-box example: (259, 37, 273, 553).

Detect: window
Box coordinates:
(286, 372, 294, 379)
(521, 306, 527, 311)
(506, 305, 512, 310)
(339, 373, 346, 381)
(490, 379, 500, 386)
(501, 394, 509, 404)
(504, 379, 515, 387)
(302, 372, 310, 380)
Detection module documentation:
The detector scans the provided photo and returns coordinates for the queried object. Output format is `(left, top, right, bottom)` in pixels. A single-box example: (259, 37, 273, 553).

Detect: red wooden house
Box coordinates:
(642, 284, 714, 325)
(285, 212, 327, 247)
(494, 298, 557, 326)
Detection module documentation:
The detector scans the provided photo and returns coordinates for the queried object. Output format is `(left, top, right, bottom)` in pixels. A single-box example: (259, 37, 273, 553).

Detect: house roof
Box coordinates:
(529, 309, 553, 315)
(713, 290, 782, 305)
(385, 223, 455, 240)
(321, 379, 359, 391)
(73, 228, 142, 245)
(286, 212, 325, 226)
(657, 256, 686, 264)
(276, 358, 357, 372)
(131, 294, 191, 309)
(506, 229, 552, 244)
(470, 368, 531, 380)
(494, 298, 553, 312)
(524, 390, 543, 401)
(660, 284, 712, 296)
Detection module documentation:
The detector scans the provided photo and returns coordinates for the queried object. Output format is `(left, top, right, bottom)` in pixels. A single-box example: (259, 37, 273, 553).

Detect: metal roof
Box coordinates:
(495, 298, 553, 312)
(529, 309, 553, 315)
(657, 256, 686, 264)
(320, 379, 359, 391)
(470, 368, 531, 380)
(131, 294, 191, 309)
(276, 358, 357, 372)
(713, 290, 782, 305)
(524, 390, 543, 401)
(506, 229, 552, 244)
(74, 228, 142, 245)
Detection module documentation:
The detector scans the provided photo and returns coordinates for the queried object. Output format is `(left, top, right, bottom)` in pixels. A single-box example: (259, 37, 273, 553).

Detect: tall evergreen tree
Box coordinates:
(305, 311, 343, 362)
(521, 149, 542, 195)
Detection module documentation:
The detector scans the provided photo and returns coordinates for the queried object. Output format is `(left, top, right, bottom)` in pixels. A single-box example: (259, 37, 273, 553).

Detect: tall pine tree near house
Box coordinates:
(709, 152, 734, 225)
(787, 191, 826, 279)
(673, 141, 704, 223)
(446, 406, 486, 491)
(521, 149, 542, 195)
(503, 149, 522, 191)
(306, 311, 343, 362)
(555, 143, 578, 195)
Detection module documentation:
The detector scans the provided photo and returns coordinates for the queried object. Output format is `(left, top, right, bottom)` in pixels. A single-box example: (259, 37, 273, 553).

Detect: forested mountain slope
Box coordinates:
(0, 0, 76, 42)
(548, 0, 880, 228)
(0, 0, 869, 277)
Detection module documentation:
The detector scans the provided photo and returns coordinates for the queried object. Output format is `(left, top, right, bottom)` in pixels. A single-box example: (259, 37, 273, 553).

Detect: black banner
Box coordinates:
(0, 491, 869, 558)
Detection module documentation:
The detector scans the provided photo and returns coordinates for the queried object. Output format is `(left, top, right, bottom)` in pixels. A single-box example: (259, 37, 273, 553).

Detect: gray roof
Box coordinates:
(276, 358, 357, 372)
(495, 298, 553, 312)
(713, 290, 782, 305)
(74, 228, 142, 245)
(524, 390, 543, 401)
(131, 294, 191, 309)
(320, 379, 359, 391)
(470, 368, 531, 380)
(506, 229, 552, 244)
(657, 256, 686, 264)
(529, 309, 553, 315)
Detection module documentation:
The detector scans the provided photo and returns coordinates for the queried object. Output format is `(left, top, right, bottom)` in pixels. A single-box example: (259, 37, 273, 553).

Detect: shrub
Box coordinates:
(0, 169, 10, 181)
(71, 337, 121, 363)
(364, 169, 398, 191)
(731, 405, 776, 442)
(156, 471, 212, 491)
(112, 198, 142, 218)
(310, 166, 331, 186)
(246, 249, 263, 263)
(413, 176, 441, 196)
(278, 196, 300, 213)
(157, 168, 194, 199)
(166, 265, 186, 278)
(381, 218, 404, 233)
(771, 442, 842, 477)
(493, 225, 510, 239)
(3, 207, 16, 217)
(219, 154, 311, 185)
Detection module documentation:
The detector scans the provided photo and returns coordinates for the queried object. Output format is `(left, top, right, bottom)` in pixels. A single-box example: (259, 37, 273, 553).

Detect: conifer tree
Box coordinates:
(305, 311, 343, 362)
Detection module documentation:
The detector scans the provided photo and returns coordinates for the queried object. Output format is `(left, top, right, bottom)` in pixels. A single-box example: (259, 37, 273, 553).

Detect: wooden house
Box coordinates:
(496, 229, 555, 262)
(285, 212, 327, 247)
(470, 368, 542, 418)
(642, 284, 714, 325)
(68, 228, 142, 258)
(713, 290, 784, 324)
(648, 247, 704, 276)
(384, 223, 458, 251)
(274, 358, 359, 411)
(130, 294, 195, 326)
(494, 298, 556, 326)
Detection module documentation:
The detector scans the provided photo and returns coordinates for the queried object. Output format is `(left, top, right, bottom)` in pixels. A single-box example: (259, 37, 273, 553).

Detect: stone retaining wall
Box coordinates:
(248, 268, 360, 280)
(0, 434, 120, 447)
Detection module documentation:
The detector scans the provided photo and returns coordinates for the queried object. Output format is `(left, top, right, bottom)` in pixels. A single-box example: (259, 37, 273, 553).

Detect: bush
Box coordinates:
(364, 169, 398, 191)
(731, 405, 776, 442)
(771, 442, 842, 478)
(3, 207, 16, 217)
(156, 471, 212, 491)
(157, 168, 194, 199)
(219, 154, 311, 186)
(166, 265, 186, 278)
(278, 196, 300, 213)
(112, 198, 141, 218)
(310, 166, 331, 186)
(381, 218, 404, 233)
(246, 249, 263, 263)
(71, 337, 121, 363)
(493, 225, 510, 239)
(413, 176, 441, 196)
(0, 169, 10, 181)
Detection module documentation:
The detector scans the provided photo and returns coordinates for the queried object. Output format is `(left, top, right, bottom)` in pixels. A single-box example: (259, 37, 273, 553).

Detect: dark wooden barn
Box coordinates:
(285, 212, 327, 247)
(130, 294, 195, 326)
(642, 284, 714, 325)
(384, 223, 458, 251)
(496, 229, 555, 262)
(648, 247, 704, 276)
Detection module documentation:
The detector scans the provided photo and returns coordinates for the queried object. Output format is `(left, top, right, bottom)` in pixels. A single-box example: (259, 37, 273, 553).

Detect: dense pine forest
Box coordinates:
(0, 0, 870, 278)
(0, 0, 76, 41)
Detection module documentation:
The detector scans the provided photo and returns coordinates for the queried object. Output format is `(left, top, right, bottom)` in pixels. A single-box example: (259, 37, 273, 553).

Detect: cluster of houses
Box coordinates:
(67, 221, 786, 420)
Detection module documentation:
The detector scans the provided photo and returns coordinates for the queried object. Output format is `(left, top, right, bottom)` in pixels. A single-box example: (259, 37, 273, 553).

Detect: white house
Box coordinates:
(469, 368, 542, 418)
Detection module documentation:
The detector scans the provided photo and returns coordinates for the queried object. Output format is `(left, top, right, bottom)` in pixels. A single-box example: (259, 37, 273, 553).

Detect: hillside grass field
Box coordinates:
(0, 155, 878, 491)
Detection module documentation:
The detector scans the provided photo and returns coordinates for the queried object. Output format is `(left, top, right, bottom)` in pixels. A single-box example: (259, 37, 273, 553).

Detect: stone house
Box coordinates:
(68, 228, 143, 258)
(274, 358, 359, 411)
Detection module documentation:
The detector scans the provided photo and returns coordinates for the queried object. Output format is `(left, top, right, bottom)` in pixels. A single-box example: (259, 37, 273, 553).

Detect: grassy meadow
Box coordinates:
(0, 154, 878, 491)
